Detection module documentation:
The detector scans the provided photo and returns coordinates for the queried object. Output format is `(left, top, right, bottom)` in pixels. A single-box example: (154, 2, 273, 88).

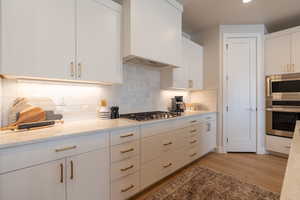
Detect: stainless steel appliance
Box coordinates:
(266, 73, 300, 138)
(120, 111, 178, 122)
(171, 96, 186, 115)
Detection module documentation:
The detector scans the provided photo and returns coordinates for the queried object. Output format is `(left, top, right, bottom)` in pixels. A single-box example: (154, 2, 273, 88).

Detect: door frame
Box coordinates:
(222, 32, 262, 153)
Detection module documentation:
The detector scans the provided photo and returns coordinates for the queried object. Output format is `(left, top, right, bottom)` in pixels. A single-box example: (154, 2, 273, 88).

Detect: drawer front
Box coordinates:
(141, 132, 177, 164)
(111, 140, 140, 163)
(141, 120, 176, 138)
(266, 135, 292, 155)
(186, 124, 203, 137)
(184, 134, 201, 149)
(0, 132, 108, 174)
(184, 146, 201, 165)
(111, 157, 140, 181)
(111, 127, 139, 146)
(141, 150, 181, 190)
(203, 113, 217, 121)
(111, 172, 140, 200)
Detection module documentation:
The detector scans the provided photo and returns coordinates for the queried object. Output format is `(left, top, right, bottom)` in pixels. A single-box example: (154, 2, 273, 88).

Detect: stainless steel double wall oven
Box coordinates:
(266, 73, 300, 138)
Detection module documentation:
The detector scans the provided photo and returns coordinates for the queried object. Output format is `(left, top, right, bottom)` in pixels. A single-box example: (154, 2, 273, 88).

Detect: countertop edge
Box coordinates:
(0, 111, 217, 150)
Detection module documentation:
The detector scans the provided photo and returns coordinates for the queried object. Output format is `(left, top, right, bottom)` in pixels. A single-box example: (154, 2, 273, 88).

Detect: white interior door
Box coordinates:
(224, 37, 257, 152)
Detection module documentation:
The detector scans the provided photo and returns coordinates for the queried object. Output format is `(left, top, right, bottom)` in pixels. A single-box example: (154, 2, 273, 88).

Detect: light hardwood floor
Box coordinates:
(133, 153, 288, 200)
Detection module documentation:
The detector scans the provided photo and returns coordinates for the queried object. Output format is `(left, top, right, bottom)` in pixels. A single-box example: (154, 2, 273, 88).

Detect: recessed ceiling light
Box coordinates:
(243, 0, 252, 3)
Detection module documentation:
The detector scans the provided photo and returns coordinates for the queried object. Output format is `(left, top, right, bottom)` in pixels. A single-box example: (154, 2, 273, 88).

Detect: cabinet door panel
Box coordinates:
(1, 0, 76, 80)
(130, 0, 182, 67)
(0, 160, 65, 200)
(292, 32, 300, 72)
(77, 0, 122, 83)
(265, 35, 291, 75)
(188, 39, 204, 90)
(66, 148, 109, 200)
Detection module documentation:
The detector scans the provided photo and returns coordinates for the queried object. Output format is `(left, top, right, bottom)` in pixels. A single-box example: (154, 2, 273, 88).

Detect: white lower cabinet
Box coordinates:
(0, 159, 66, 200)
(0, 132, 110, 200)
(140, 113, 217, 191)
(266, 135, 292, 155)
(111, 172, 140, 200)
(66, 149, 110, 200)
(0, 114, 217, 200)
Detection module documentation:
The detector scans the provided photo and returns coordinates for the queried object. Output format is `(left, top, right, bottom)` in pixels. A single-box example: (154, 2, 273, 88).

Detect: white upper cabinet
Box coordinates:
(186, 38, 204, 90)
(265, 26, 300, 75)
(161, 37, 203, 90)
(265, 34, 291, 75)
(1, 0, 76, 80)
(1, 0, 122, 84)
(77, 0, 122, 83)
(292, 32, 300, 72)
(123, 0, 183, 68)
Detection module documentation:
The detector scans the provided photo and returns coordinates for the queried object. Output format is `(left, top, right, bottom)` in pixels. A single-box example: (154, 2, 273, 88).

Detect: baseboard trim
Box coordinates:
(216, 146, 226, 153)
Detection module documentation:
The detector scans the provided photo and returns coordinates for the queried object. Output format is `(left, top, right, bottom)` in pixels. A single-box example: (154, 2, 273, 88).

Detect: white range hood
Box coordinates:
(122, 0, 183, 68)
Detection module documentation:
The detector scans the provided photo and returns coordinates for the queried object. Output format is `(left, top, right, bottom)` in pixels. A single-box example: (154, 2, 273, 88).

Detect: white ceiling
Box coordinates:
(182, 0, 300, 33)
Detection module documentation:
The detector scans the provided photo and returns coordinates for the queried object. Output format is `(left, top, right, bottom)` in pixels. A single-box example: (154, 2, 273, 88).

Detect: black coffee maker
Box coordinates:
(171, 96, 186, 115)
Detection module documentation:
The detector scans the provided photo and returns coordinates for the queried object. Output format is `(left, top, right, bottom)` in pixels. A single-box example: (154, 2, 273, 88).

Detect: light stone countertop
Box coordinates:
(0, 111, 216, 150)
(280, 121, 300, 200)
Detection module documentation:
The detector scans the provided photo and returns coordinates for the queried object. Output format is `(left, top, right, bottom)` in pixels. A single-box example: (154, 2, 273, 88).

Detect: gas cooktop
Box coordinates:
(120, 111, 180, 121)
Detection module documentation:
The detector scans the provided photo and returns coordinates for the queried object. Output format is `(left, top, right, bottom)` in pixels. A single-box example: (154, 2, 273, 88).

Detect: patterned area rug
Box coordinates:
(141, 165, 280, 200)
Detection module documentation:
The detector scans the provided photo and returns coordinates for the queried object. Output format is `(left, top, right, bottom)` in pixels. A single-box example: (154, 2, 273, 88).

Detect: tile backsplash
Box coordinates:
(1, 64, 190, 126)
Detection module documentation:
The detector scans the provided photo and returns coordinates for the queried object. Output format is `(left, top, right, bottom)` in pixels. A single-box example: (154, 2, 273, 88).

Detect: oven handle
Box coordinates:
(266, 108, 300, 112)
(266, 77, 271, 97)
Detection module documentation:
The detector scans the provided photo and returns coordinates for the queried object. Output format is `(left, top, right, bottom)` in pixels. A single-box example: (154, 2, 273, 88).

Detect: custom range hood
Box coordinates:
(122, 0, 183, 68)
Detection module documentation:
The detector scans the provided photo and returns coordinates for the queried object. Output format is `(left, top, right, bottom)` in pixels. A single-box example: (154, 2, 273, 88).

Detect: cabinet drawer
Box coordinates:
(266, 135, 292, 155)
(141, 120, 176, 138)
(111, 172, 140, 200)
(141, 150, 180, 190)
(110, 127, 139, 146)
(111, 140, 140, 163)
(0, 132, 108, 174)
(184, 134, 201, 149)
(111, 157, 140, 181)
(184, 146, 201, 165)
(186, 124, 203, 137)
(141, 131, 177, 164)
(203, 113, 217, 121)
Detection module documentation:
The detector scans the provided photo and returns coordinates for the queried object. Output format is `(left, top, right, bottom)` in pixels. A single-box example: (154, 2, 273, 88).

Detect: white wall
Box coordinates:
(1, 64, 189, 126)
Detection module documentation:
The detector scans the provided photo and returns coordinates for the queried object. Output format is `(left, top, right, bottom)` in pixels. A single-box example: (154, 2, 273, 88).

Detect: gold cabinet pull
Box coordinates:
(163, 141, 172, 146)
(120, 165, 134, 172)
(60, 163, 64, 183)
(70, 61, 75, 77)
(70, 160, 74, 180)
(190, 140, 197, 144)
(190, 120, 197, 123)
(190, 153, 197, 157)
(163, 163, 172, 168)
(121, 184, 135, 193)
(120, 148, 134, 154)
(190, 129, 197, 133)
(78, 62, 82, 79)
(55, 145, 77, 152)
(120, 133, 134, 138)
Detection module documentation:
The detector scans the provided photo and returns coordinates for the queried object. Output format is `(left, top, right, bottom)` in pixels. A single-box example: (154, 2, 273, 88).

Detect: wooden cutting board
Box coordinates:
(2, 106, 46, 131)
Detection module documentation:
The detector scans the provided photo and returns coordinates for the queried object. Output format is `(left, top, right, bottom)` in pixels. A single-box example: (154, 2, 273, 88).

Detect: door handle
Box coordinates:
(70, 160, 74, 180)
(78, 62, 82, 79)
(60, 163, 64, 183)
